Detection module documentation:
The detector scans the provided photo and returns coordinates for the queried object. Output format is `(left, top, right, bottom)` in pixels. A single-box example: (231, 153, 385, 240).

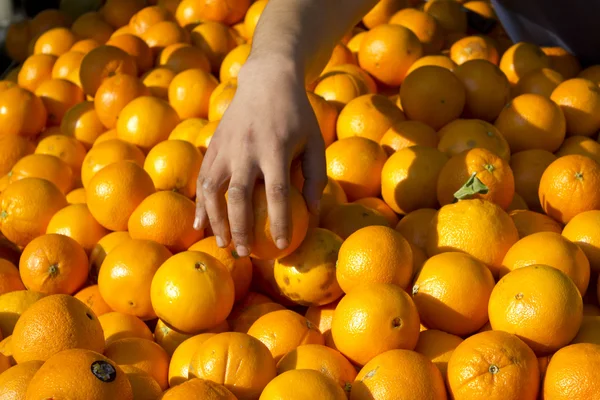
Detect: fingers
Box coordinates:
(227, 165, 258, 257)
(194, 142, 219, 231)
(301, 134, 327, 216)
(199, 156, 231, 248)
(263, 155, 292, 250)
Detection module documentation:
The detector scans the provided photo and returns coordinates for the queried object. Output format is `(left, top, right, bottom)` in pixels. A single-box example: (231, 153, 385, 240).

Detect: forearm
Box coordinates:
(246, 0, 377, 82)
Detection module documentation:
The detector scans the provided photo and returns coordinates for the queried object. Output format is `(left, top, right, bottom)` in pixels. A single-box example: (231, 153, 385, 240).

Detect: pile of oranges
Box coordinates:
(2, 0, 600, 398)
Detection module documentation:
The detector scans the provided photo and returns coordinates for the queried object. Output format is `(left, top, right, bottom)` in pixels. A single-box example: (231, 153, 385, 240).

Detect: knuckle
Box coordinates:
(267, 183, 289, 203)
(202, 177, 219, 195)
(227, 183, 250, 204)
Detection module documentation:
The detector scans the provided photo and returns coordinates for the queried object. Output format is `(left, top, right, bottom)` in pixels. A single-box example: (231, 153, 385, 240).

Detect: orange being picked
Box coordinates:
(450, 35, 499, 65)
(514, 67, 565, 98)
(261, 369, 346, 400)
(158, 43, 210, 74)
(99, 239, 171, 320)
(19, 233, 88, 295)
(353, 197, 399, 226)
(321, 203, 389, 240)
(389, 8, 443, 55)
(509, 210, 562, 239)
(0, 360, 44, 399)
(273, 228, 343, 306)
(190, 22, 238, 73)
(500, 42, 550, 85)
(0, 134, 35, 177)
(71, 11, 114, 44)
(74, 285, 112, 317)
(427, 199, 519, 278)
(400, 65, 466, 130)
(35, 134, 86, 179)
(336, 225, 412, 293)
(168, 69, 219, 120)
(306, 91, 338, 147)
(163, 378, 237, 400)
(358, 24, 423, 87)
(12, 294, 104, 363)
(350, 349, 447, 400)
(331, 283, 420, 366)
(8, 153, 73, 195)
(129, 5, 173, 36)
(79, 45, 138, 97)
(25, 349, 132, 400)
(326, 137, 387, 201)
(106, 33, 154, 74)
(438, 118, 510, 161)
(509, 149, 557, 210)
(539, 154, 600, 224)
(80, 138, 145, 188)
(0, 258, 25, 295)
(94, 74, 150, 130)
(555, 135, 600, 163)
(167, 332, 216, 386)
(17, 54, 57, 92)
(117, 95, 181, 152)
(437, 147, 515, 210)
(414, 329, 463, 378)
(563, 210, 600, 274)
(336, 94, 405, 142)
(489, 265, 583, 355)
(412, 252, 495, 336)
(447, 330, 539, 399)
(314, 72, 370, 110)
(379, 120, 439, 155)
(500, 231, 590, 295)
(60, 101, 106, 149)
(46, 204, 109, 254)
(543, 343, 600, 399)
(142, 67, 176, 99)
(550, 78, 600, 137)
(98, 311, 154, 346)
(0, 87, 47, 137)
(51, 50, 85, 87)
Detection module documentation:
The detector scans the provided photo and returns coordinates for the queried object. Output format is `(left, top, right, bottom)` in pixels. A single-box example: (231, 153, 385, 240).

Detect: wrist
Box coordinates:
(238, 52, 305, 86)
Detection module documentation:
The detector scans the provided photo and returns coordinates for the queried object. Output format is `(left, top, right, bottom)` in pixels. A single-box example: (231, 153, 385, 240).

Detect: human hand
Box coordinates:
(193, 55, 327, 258)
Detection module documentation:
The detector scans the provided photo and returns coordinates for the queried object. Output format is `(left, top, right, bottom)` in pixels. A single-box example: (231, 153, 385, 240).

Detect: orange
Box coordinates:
(105, 34, 153, 74)
(230, 302, 286, 334)
(314, 72, 370, 110)
(121, 365, 163, 400)
(250, 258, 297, 307)
(12, 294, 104, 363)
(362, 0, 406, 29)
(272, 228, 343, 306)
(186, 0, 250, 25)
(25, 349, 132, 400)
(243, 0, 267, 39)
(514, 67, 564, 97)
(0, 135, 35, 177)
(543, 343, 600, 399)
(304, 300, 338, 349)
(104, 337, 170, 390)
(98, 311, 154, 346)
(142, 20, 190, 54)
(539, 155, 600, 224)
(98, 239, 171, 320)
(579, 65, 600, 86)
(507, 192, 529, 212)
(0, 259, 25, 295)
(71, 12, 115, 44)
(208, 78, 237, 121)
(169, 118, 209, 143)
(151, 251, 234, 333)
(315, 177, 347, 225)
(18, 54, 58, 92)
(455, 59, 511, 122)
(326, 137, 387, 201)
(8, 153, 73, 194)
(93, 130, 118, 145)
(336, 94, 405, 142)
(321, 203, 389, 240)
(74, 285, 112, 317)
(353, 197, 399, 226)
(158, 43, 211, 74)
(0, 360, 44, 398)
(500, 231, 590, 295)
(101, 0, 146, 29)
(141, 67, 177, 99)
(5, 20, 31, 62)
(70, 39, 102, 54)
(0, 80, 17, 93)
(189, 332, 276, 400)
(350, 349, 447, 400)
(117, 96, 181, 152)
(190, 22, 238, 73)
(427, 199, 519, 278)
(331, 283, 419, 366)
(33, 27, 77, 57)
(542, 47, 581, 79)
(509, 149, 556, 211)
(321, 44, 356, 76)
(51, 50, 85, 87)
(400, 65, 466, 130)
(87, 160, 155, 231)
(164, 378, 237, 399)
(130, 5, 173, 36)
(509, 210, 562, 239)
(358, 24, 423, 87)
(93, 74, 150, 130)
(0, 87, 47, 137)
(413, 252, 495, 335)
(0, 178, 67, 247)
(424, 0, 467, 33)
(381, 146, 448, 214)
(437, 147, 515, 209)
(500, 42, 550, 86)
(551, 78, 600, 137)
(193, 119, 218, 153)
(406, 55, 458, 75)
(307, 91, 338, 147)
(234, 291, 272, 310)
(489, 265, 583, 355)
(414, 329, 463, 378)
(35, 134, 86, 180)
(571, 315, 600, 345)
(450, 35, 499, 65)
(556, 135, 600, 163)
(438, 118, 511, 161)
(4, 67, 20, 83)
(379, 120, 438, 155)
(389, 8, 443, 55)
(220, 43, 251, 82)
(79, 45, 138, 97)
(0, 290, 46, 337)
(336, 225, 412, 293)
(447, 330, 539, 399)
(168, 68, 219, 120)
(19, 233, 88, 295)
(80, 139, 145, 189)
(261, 369, 346, 400)
(60, 101, 107, 149)
(324, 64, 378, 94)
(46, 204, 110, 254)
(563, 210, 600, 274)
(167, 332, 216, 386)
(128, 191, 204, 252)
(394, 208, 436, 250)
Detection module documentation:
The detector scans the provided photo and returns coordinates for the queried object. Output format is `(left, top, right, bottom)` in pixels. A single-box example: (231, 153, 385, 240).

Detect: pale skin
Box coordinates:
(193, 0, 378, 257)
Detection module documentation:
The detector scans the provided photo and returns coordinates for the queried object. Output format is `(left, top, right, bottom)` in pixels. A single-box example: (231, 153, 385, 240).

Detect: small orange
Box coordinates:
(74, 285, 112, 317)
(25, 349, 132, 400)
(563, 210, 600, 274)
(168, 68, 220, 120)
(314, 72, 370, 110)
(130, 5, 173, 36)
(106, 34, 153, 74)
(450, 35, 499, 65)
(34, 78, 85, 126)
(9, 153, 74, 195)
(0, 135, 35, 177)
(70, 39, 102, 54)
(167, 332, 217, 386)
(556, 135, 600, 163)
(94, 74, 150, 130)
(400, 65, 466, 130)
(389, 8, 443, 55)
(358, 24, 423, 87)
(169, 118, 209, 143)
(336, 94, 405, 142)
(71, 12, 115, 44)
(543, 343, 600, 399)
(321, 203, 389, 240)
(101, 0, 146, 29)
(514, 67, 565, 98)
(381, 146, 448, 214)
(60, 101, 107, 149)
(141, 67, 176, 99)
(33, 27, 77, 57)
(0, 360, 44, 399)
(539, 155, 600, 224)
(500, 42, 550, 85)
(104, 337, 170, 390)
(190, 22, 238, 73)
(51, 50, 85, 86)
(414, 329, 463, 379)
(35, 134, 86, 180)
(510, 149, 557, 211)
(379, 120, 438, 155)
(79, 45, 138, 97)
(551, 78, 600, 137)
(489, 265, 583, 355)
(46, 203, 109, 254)
(98, 311, 154, 346)
(438, 118, 511, 161)
(220, 43, 251, 82)
(454, 59, 511, 122)
(351, 349, 447, 400)
(18, 53, 58, 92)
(446, 330, 539, 399)
(307, 91, 338, 147)
(142, 20, 189, 56)
(406, 54, 457, 75)
(243, 0, 267, 39)
(0, 87, 47, 137)
(117, 96, 181, 152)
(0, 259, 25, 295)
(0, 178, 67, 247)
(158, 43, 211, 74)
(353, 197, 399, 226)
(193, 119, 219, 153)
(121, 365, 163, 400)
(208, 78, 237, 121)
(424, 0, 468, 33)
(12, 294, 105, 363)
(331, 283, 420, 366)
(509, 210, 563, 239)
(261, 369, 346, 400)
(229, 302, 285, 334)
(394, 208, 437, 250)
(81, 139, 145, 189)
(542, 47, 581, 79)
(5, 20, 31, 62)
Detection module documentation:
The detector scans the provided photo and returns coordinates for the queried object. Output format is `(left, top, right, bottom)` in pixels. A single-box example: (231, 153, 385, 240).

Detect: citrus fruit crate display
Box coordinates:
(1, 0, 600, 399)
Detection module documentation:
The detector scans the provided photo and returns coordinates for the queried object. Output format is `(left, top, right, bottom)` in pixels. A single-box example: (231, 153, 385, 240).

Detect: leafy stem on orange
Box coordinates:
(453, 172, 489, 201)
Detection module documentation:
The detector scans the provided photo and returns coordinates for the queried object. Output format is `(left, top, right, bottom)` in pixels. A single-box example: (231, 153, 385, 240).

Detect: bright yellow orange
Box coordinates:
(142, 20, 189, 56)
(35, 134, 86, 180)
(18, 54, 58, 92)
(169, 118, 209, 143)
(193, 119, 219, 153)
(46, 204, 109, 254)
(142, 67, 177, 99)
(500, 42, 550, 85)
(70, 39, 101, 54)
(0, 360, 44, 399)
(0, 87, 47, 138)
(129, 5, 173, 36)
(208, 78, 237, 121)
(33, 27, 77, 57)
(167, 332, 217, 386)
(336, 94, 405, 142)
(450, 35, 499, 65)
(9, 153, 73, 195)
(0, 290, 46, 336)
(262, 369, 347, 400)
(168, 68, 219, 120)
(551, 78, 600, 137)
(414, 329, 463, 379)
(244, 0, 267, 39)
(99, 311, 154, 346)
(220, 43, 251, 82)
(406, 55, 458, 75)
(51, 50, 85, 87)
(74, 285, 112, 317)
(307, 91, 338, 147)
(314, 72, 370, 110)
(543, 343, 600, 399)
(80, 138, 145, 189)
(60, 101, 106, 149)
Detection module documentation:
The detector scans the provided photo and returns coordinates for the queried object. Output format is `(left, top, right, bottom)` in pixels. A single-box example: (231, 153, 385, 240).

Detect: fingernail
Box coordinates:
(236, 245, 249, 257)
(216, 236, 226, 247)
(276, 238, 289, 250)
(193, 218, 202, 231)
